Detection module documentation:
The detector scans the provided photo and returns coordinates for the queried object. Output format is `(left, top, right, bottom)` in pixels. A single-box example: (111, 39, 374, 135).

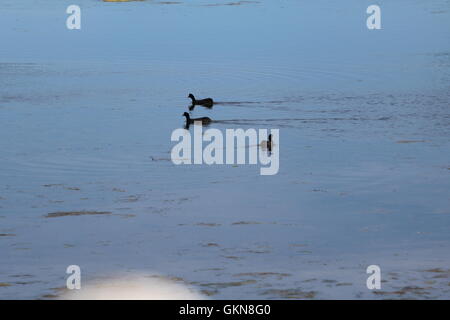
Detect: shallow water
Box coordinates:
(0, 0, 449, 299)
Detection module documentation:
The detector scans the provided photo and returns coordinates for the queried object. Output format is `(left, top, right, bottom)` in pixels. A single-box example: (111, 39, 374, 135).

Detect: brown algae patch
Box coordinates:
(103, 0, 144, 2)
(322, 279, 338, 284)
(0, 283, 12, 287)
(396, 140, 427, 144)
(335, 282, 353, 287)
(262, 288, 317, 299)
(222, 255, 243, 260)
(372, 286, 431, 297)
(200, 242, 220, 247)
(234, 272, 291, 279)
(302, 278, 317, 283)
(195, 222, 221, 227)
(200, 280, 257, 289)
(42, 184, 80, 191)
(201, 289, 218, 296)
(65, 187, 80, 191)
(423, 268, 450, 279)
(245, 249, 271, 254)
(145, 274, 186, 283)
(194, 268, 224, 272)
(41, 294, 59, 299)
(424, 268, 448, 273)
(231, 221, 262, 225)
(45, 211, 112, 218)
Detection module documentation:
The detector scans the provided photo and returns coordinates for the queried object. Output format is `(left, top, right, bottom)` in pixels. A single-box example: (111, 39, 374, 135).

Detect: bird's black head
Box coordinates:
(268, 134, 272, 141)
(182, 112, 190, 117)
(188, 93, 195, 100)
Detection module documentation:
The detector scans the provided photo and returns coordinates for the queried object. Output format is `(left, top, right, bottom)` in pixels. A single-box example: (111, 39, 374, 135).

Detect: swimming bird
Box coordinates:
(260, 134, 273, 151)
(188, 93, 214, 110)
(183, 112, 212, 127)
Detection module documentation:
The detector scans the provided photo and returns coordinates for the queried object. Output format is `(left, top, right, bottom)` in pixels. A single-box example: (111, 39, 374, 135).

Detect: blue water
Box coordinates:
(0, 0, 449, 299)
